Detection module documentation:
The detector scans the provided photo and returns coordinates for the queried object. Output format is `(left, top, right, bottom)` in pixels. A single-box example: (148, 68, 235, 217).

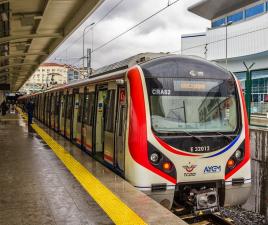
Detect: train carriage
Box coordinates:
(19, 54, 251, 213)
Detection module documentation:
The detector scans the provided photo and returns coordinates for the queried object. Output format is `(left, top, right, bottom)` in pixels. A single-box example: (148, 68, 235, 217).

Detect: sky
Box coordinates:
(48, 0, 210, 69)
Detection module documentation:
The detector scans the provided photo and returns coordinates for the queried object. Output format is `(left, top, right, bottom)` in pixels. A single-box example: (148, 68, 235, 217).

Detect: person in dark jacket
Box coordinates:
(26, 100, 35, 124)
(0, 100, 8, 116)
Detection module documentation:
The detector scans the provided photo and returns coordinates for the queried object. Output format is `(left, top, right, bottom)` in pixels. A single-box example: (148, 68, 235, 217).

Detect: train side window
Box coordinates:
(119, 106, 125, 136)
(83, 92, 95, 125)
(55, 93, 60, 115)
(78, 93, 84, 123)
(83, 94, 90, 124)
(62, 95, 66, 117)
(89, 93, 95, 126)
(66, 95, 72, 119)
(104, 90, 116, 132)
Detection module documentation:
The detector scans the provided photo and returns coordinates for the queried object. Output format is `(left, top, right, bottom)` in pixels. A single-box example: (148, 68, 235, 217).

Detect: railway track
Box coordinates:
(173, 207, 235, 225)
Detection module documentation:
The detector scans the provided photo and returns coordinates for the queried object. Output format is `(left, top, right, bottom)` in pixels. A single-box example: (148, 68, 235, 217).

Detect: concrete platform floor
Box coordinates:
(0, 113, 186, 225)
(0, 114, 112, 225)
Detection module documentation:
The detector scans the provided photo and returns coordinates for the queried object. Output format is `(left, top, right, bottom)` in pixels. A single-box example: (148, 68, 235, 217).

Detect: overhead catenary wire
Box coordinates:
(53, 0, 126, 61)
(92, 0, 181, 53)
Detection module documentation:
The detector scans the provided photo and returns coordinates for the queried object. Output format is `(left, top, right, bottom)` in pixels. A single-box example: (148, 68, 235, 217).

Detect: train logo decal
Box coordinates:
(204, 165, 221, 174)
(183, 163, 197, 176)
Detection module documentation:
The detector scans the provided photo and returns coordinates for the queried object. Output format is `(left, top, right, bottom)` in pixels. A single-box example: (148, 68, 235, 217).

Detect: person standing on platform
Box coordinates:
(26, 100, 35, 124)
(0, 100, 8, 116)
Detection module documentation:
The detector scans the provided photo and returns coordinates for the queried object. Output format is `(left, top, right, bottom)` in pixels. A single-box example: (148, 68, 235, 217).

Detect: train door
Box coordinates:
(40, 95, 44, 121)
(103, 84, 116, 165)
(46, 94, 50, 125)
(36, 96, 40, 119)
(65, 90, 73, 139)
(34, 96, 38, 118)
(115, 86, 127, 172)
(60, 93, 66, 135)
(50, 93, 55, 129)
(55, 92, 60, 131)
(43, 94, 47, 123)
(72, 89, 79, 142)
(75, 88, 84, 146)
(94, 87, 108, 160)
(82, 87, 95, 152)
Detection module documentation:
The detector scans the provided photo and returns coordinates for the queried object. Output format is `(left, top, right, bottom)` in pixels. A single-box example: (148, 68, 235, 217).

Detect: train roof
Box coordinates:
(18, 53, 230, 99)
(91, 52, 170, 76)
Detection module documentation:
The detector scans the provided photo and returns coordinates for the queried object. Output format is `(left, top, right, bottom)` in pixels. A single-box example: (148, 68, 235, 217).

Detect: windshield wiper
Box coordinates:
(181, 131, 203, 142)
(155, 130, 203, 141)
(215, 132, 233, 141)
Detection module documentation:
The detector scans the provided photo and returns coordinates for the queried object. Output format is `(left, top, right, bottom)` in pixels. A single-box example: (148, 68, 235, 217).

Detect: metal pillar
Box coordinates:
(87, 48, 91, 75)
(243, 61, 255, 123)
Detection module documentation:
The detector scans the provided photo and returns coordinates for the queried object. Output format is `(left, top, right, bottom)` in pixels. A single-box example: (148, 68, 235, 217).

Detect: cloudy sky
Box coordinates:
(48, 0, 210, 69)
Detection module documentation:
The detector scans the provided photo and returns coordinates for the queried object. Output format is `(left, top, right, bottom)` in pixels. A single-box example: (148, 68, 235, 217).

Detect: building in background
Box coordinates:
(67, 66, 88, 83)
(181, 0, 268, 115)
(20, 63, 68, 94)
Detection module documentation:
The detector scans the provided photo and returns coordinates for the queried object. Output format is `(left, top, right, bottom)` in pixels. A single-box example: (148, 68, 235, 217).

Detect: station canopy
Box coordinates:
(188, 0, 259, 20)
(0, 0, 103, 91)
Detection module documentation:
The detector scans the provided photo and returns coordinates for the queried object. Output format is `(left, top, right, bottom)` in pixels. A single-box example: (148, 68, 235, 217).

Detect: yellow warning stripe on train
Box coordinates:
(17, 108, 146, 225)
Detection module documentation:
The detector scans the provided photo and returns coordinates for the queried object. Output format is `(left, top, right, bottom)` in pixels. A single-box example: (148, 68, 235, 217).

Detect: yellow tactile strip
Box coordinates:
(17, 108, 146, 225)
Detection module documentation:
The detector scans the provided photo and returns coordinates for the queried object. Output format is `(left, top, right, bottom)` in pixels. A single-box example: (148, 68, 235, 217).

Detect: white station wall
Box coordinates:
(207, 12, 268, 61)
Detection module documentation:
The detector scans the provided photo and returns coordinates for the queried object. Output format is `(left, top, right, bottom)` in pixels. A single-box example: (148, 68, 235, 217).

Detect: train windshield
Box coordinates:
(146, 78, 238, 134)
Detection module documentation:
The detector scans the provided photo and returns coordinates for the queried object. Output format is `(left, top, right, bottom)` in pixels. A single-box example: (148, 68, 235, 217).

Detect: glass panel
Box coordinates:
(83, 94, 89, 124)
(89, 93, 95, 126)
(61, 95, 66, 117)
(83, 93, 95, 125)
(245, 3, 264, 18)
(78, 93, 84, 123)
(66, 95, 73, 119)
(227, 11, 243, 23)
(104, 90, 116, 132)
(146, 78, 238, 133)
(212, 18, 225, 28)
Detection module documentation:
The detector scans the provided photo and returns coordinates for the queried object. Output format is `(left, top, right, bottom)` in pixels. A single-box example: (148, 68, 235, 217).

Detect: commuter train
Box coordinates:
(19, 54, 251, 213)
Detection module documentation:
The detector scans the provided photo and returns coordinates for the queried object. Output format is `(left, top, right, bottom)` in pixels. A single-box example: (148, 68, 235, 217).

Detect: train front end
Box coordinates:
(126, 55, 251, 212)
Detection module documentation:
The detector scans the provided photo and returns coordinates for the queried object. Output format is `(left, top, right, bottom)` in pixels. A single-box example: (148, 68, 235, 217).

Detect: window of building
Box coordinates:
(245, 3, 264, 18)
(212, 18, 225, 28)
(227, 11, 243, 23)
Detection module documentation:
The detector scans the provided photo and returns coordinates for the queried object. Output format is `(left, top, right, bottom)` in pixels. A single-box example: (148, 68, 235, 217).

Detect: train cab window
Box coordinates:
(142, 59, 239, 134)
(104, 90, 116, 132)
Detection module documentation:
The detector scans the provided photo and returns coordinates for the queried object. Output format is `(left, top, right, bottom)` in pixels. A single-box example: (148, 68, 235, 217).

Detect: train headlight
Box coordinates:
(225, 142, 246, 176)
(150, 153, 160, 164)
(235, 149, 242, 160)
(227, 159, 235, 168)
(162, 162, 173, 171)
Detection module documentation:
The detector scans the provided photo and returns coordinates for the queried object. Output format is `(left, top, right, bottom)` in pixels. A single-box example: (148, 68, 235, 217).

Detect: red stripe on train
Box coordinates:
(127, 67, 176, 184)
(154, 135, 200, 157)
(225, 82, 250, 180)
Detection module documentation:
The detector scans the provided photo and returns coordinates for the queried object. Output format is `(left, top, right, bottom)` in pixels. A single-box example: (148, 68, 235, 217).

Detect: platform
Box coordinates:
(0, 112, 186, 225)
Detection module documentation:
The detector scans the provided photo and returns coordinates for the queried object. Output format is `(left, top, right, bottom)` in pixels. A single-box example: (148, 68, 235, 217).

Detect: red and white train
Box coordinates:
(19, 54, 251, 213)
